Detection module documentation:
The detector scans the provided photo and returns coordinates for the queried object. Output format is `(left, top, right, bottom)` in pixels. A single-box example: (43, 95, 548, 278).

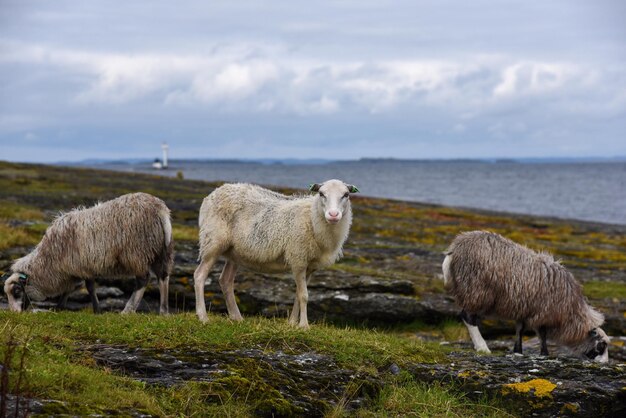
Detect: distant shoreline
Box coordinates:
(56, 156, 626, 166)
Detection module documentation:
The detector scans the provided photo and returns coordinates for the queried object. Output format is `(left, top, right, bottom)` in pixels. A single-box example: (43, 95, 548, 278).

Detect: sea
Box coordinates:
(95, 160, 626, 225)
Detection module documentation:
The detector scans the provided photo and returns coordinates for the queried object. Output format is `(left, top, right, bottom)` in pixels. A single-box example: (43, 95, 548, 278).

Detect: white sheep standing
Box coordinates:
(3, 193, 173, 314)
(193, 179, 359, 327)
(442, 230, 609, 362)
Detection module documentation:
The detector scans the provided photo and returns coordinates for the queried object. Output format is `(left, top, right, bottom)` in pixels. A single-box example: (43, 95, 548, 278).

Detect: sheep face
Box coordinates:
(575, 328, 610, 363)
(584, 328, 609, 363)
(310, 179, 358, 224)
(3, 273, 25, 312)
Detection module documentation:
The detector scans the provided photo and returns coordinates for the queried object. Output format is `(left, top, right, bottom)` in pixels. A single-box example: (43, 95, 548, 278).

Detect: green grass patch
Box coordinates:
(583, 281, 626, 299)
(0, 312, 451, 416)
(0, 201, 45, 221)
(172, 224, 199, 242)
(0, 312, 444, 369)
(352, 374, 512, 418)
(0, 223, 42, 251)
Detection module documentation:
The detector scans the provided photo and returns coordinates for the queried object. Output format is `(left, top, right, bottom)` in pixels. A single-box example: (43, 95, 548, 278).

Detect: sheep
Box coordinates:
(193, 179, 359, 328)
(442, 230, 609, 362)
(3, 192, 173, 315)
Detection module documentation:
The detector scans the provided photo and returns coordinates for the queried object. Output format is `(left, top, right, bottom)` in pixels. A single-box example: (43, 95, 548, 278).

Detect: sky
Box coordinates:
(1, 0, 625, 162)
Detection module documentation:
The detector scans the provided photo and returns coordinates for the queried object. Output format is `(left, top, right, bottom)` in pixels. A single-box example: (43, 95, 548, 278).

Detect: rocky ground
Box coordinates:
(1, 161, 625, 416)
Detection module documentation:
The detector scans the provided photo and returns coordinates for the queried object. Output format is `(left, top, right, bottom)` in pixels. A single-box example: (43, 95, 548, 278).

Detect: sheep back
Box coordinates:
(198, 183, 341, 272)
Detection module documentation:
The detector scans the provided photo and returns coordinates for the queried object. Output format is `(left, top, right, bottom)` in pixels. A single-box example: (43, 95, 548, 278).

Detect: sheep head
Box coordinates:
(579, 327, 610, 363)
(309, 179, 358, 224)
(3, 272, 27, 312)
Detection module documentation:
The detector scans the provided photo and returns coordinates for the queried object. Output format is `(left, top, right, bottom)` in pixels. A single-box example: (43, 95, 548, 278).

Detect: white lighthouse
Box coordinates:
(152, 142, 170, 170)
(161, 142, 169, 169)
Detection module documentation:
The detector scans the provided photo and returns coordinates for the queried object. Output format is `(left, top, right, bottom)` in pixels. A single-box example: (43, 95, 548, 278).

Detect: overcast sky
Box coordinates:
(1, 0, 625, 162)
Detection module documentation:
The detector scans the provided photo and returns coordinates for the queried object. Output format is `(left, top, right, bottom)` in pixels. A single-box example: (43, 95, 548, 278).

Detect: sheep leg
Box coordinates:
(289, 272, 313, 325)
(85, 278, 101, 314)
(514, 320, 525, 354)
(56, 292, 70, 310)
(218, 261, 242, 321)
(538, 326, 549, 356)
(194, 257, 216, 323)
(461, 310, 490, 353)
(121, 274, 150, 314)
(158, 276, 169, 315)
(21, 294, 31, 311)
(293, 269, 309, 329)
(288, 298, 300, 326)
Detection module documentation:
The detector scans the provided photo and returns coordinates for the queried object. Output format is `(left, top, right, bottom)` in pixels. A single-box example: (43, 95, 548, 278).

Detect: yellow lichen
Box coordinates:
(457, 370, 488, 379)
(502, 378, 557, 398)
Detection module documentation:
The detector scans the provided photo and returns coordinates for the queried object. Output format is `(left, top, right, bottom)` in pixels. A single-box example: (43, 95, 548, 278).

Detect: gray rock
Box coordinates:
(409, 351, 626, 417)
(85, 344, 382, 416)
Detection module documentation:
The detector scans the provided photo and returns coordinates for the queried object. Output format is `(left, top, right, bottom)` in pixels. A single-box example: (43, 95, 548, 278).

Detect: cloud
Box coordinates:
(2, 37, 624, 129)
(493, 61, 576, 97)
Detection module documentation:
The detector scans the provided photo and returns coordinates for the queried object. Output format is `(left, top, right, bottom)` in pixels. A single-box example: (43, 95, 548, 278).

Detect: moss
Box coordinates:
(157, 381, 252, 417)
(213, 360, 302, 416)
(583, 281, 626, 299)
(0, 200, 45, 221)
(0, 312, 445, 371)
(172, 224, 199, 241)
(0, 223, 42, 251)
(36, 401, 134, 416)
(441, 319, 469, 342)
(0, 312, 451, 416)
(357, 375, 512, 417)
(502, 379, 557, 399)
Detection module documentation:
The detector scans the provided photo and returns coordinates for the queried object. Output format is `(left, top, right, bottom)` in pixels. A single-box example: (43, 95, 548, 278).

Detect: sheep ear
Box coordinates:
(346, 184, 359, 193)
(309, 183, 321, 192)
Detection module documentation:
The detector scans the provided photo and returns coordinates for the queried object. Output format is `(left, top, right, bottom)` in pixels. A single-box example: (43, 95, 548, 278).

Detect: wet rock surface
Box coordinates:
(86, 344, 380, 417)
(409, 351, 626, 417)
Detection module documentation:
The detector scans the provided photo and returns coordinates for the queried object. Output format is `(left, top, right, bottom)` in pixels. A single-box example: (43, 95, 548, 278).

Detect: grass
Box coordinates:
(0, 200, 47, 251)
(354, 375, 512, 418)
(0, 312, 445, 369)
(0, 201, 45, 221)
(0, 223, 42, 252)
(172, 224, 200, 242)
(583, 281, 626, 300)
(0, 312, 504, 417)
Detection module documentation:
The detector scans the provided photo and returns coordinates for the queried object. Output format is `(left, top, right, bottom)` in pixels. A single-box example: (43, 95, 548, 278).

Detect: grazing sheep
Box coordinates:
(194, 180, 359, 327)
(442, 231, 609, 362)
(3, 193, 173, 314)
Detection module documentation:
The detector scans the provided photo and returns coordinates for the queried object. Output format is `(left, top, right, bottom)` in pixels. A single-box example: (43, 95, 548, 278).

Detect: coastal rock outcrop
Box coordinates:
(409, 351, 626, 417)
